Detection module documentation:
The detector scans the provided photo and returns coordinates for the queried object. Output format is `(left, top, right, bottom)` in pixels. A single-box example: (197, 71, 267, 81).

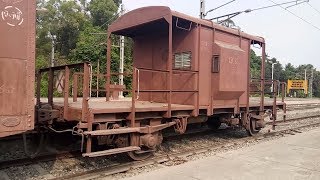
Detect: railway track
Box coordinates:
(1, 114, 318, 180)
(266, 114, 320, 125)
(0, 150, 81, 170)
(56, 121, 320, 180)
(1, 114, 320, 171)
(286, 103, 320, 111)
(2, 113, 315, 170)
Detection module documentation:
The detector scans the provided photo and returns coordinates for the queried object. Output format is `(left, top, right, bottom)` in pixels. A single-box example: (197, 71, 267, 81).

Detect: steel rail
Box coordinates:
(1, 114, 320, 176)
(266, 114, 320, 125)
(55, 121, 320, 180)
(0, 150, 81, 170)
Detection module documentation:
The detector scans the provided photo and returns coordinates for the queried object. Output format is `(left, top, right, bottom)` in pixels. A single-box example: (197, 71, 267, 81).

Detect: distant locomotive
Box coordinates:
(0, 4, 285, 160)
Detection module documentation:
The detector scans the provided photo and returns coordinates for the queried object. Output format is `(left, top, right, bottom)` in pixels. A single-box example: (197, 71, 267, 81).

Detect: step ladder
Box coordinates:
(83, 146, 141, 157)
(83, 127, 140, 136)
(82, 127, 142, 157)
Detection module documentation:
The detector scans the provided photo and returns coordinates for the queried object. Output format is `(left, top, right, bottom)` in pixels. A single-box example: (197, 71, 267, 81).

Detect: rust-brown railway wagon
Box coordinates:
(0, 0, 35, 137)
(1, 5, 286, 160)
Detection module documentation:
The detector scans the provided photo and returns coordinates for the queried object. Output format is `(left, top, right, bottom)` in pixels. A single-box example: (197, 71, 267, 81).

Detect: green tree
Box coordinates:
(88, 0, 118, 27)
(250, 50, 261, 79)
(36, 0, 89, 63)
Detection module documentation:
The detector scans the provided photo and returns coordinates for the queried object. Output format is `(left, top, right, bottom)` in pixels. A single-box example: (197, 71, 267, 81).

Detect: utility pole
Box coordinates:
(119, 4, 125, 98)
(51, 37, 55, 67)
(97, 59, 100, 97)
(304, 69, 307, 82)
(48, 32, 56, 67)
(200, 0, 206, 19)
(304, 69, 308, 96)
(310, 69, 313, 98)
(271, 63, 276, 92)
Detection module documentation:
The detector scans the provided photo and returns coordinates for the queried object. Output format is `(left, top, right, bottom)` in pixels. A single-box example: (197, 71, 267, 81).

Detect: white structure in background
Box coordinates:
(47, 31, 56, 67)
(200, 0, 205, 19)
(119, 4, 125, 98)
(271, 62, 276, 92)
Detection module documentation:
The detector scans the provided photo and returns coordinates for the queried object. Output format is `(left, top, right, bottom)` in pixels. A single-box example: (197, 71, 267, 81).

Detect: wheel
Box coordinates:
(207, 116, 221, 130)
(246, 116, 261, 136)
(116, 134, 154, 161)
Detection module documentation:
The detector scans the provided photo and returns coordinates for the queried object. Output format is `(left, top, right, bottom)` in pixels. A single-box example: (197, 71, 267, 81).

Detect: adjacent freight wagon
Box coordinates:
(0, 5, 286, 160)
(0, 0, 36, 137)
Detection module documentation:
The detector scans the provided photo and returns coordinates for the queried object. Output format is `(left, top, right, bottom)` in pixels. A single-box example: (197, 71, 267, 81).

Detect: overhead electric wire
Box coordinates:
(99, 12, 120, 29)
(307, 2, 320, 15)
(204, 0, 236, 17)
(266, 0, 320, 31)
(250, 0, 307, 12)
(210, 0, 308, 22)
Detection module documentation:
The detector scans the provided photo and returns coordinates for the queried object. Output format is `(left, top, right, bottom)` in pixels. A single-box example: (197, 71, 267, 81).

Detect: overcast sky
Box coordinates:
(123, 0, 320, 69)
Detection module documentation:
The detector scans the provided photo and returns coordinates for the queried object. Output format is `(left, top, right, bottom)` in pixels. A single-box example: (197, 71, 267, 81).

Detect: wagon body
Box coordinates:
(33, 7, 285, 158)
(0, 0, 35, 137)
(0, 5, 285, 159)
(108, 6, 269, 115)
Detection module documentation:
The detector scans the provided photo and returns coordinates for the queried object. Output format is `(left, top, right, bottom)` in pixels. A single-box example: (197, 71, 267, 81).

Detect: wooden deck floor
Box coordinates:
(44, 97, 285, 114)
(51, 98, 195, 113)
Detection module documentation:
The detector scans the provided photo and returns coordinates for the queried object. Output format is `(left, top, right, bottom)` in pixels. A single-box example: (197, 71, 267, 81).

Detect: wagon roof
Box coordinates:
(108, 6, 264, 43)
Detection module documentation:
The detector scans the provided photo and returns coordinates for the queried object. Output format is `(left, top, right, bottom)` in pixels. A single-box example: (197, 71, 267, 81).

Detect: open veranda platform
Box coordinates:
(121, 127, 320, 180)
(47, 97, 286, 115)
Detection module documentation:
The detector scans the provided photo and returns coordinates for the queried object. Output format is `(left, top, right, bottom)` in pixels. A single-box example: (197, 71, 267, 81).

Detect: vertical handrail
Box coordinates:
(246, 41, 252, 125)
(194, 67, 199, 116)
(83, 62, 91, 153)
(63, 66, 70, 119)
(260, 43, 266, 113)
(167, 16, 173, 118)
(82, 63, 90, 122)
(73, 74, 78, 102)
(48, 68, 54, 106)
(106, 33, 112, 101)
(281, 83, 287, 122)
(136, 68, 140, 100)
(131, 68, 137, 128)
(272, 80, 277, 130)
(194, 23, 201, 117)
(89, 64, 93, 98)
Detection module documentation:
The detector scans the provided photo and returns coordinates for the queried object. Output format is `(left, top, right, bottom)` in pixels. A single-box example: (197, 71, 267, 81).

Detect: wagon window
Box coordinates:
(173, 52, 192, 70)
(212, 56, 220, 73)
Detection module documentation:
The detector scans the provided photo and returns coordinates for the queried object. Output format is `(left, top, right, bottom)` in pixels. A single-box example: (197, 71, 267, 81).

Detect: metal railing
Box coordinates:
(37, 63, 200, 129)
(36, 62, 91, 122)
(72, 71, 132, 102)
(250, 79, 287, 129)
